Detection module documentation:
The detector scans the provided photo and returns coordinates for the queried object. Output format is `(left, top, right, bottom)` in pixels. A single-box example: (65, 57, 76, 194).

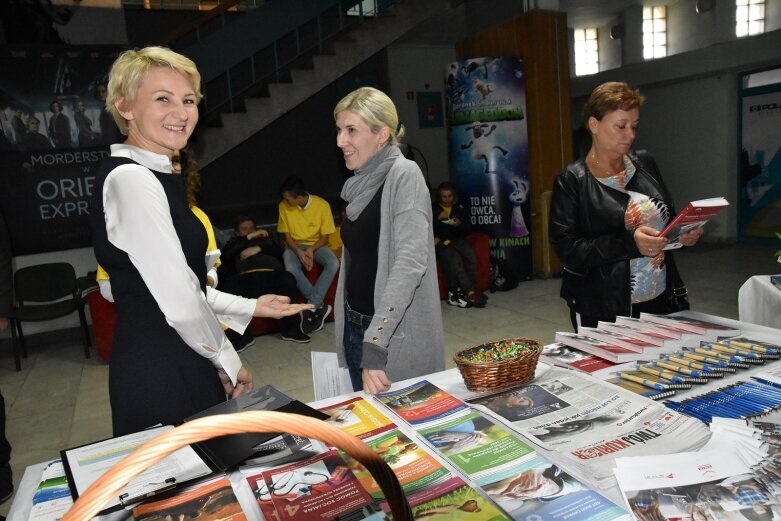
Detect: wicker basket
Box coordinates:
(61, 411, 413, 521)
(454, 337, 543, 392)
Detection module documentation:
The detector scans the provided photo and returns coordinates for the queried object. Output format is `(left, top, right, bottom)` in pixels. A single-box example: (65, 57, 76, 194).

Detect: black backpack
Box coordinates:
(489, 255, 519, 293)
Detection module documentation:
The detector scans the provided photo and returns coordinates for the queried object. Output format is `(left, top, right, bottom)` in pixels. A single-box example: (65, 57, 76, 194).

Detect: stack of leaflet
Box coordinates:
(238, 397, 389, 520)
(375, 380, 631, 521)
(554, 331, 645, 363)
(554, 314, 741, 364)
(540, 342, 623, 374)
(26, 460, 73, 521)
(132, 475, 248, 520)
(317, 396, 460, 509)
(317, 394, 514, 519)
(614, 316, 704, 348)
(241, 448, 377, 521)
(598, 319, 684, 352)
(372, 381, 530, 519)
(466, 366, 710, 491)
(614, 418, 781, 521)
(614, 450, 765, 521)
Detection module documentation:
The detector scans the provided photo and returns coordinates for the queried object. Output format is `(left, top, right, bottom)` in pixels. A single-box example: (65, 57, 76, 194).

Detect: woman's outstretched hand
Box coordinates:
(254, 294, 314, 318)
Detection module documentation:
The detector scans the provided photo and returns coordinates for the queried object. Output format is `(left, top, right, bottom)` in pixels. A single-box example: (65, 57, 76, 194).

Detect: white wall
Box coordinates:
(386, 44, 457, 190)
(571, 28, 781, 245)
(633, 76, 738, 241)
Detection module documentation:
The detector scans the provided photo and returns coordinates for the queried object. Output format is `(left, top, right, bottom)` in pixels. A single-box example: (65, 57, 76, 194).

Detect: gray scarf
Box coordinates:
(341, 144, 400, 220)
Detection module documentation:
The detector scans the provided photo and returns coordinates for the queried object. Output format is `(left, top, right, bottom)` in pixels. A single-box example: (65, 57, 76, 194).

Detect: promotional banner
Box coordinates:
(445, 56, 532, 282)
(0, 46, 123, 255)
(739, 88, 781, 238)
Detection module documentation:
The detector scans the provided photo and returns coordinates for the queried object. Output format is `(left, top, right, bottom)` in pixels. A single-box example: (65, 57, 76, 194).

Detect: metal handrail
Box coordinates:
(155, 0, 253, 46)
(128, 0, 390, 121)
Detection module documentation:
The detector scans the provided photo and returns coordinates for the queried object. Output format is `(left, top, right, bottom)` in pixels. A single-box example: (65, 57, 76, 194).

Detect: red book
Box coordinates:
(660, 197, 728, 250)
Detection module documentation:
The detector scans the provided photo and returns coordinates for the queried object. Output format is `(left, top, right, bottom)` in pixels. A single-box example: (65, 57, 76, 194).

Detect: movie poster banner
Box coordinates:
(0, 46, 123, 255)
(445, 56, 532, 281)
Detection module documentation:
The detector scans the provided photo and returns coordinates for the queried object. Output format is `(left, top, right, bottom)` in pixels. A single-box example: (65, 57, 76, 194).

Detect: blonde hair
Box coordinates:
(333, 86, 404, 144)
(106, 46, 202, 135)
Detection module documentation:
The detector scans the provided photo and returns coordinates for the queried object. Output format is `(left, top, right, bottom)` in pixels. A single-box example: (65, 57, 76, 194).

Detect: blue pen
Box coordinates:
(708, 342, 763, 360)
(665, 401, 711, 423)
(693, 347, 755, 368)
(681, 352, 738, 373)
(619, 372, 669, 391)
(655, 360, 705, 378)
(723, 386, 777, 412)
(667, 356, 723, 374)
(638, 365, 688, 384)
(745, 381, 781, 397)
(694, 342, 745, 363)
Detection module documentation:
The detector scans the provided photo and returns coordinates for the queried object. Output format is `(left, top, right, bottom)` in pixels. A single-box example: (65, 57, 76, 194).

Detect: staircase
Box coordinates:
(179, 0, 453, 167)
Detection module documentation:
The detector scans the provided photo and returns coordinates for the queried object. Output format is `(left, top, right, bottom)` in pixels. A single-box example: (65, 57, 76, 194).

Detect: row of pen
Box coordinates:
(612, 336, 781, 422)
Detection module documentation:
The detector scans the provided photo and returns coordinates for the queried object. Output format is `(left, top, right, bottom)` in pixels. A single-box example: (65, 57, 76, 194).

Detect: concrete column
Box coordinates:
(714, 0, 737, 42)
(622, 5, 644, 65)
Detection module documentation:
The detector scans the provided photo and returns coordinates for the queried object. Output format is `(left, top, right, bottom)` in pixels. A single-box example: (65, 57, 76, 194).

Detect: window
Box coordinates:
(347, 0, 378, 16)
(574, 28, 599, 76)
(642, 6, 667, 60)
(736, 0, 765, 37)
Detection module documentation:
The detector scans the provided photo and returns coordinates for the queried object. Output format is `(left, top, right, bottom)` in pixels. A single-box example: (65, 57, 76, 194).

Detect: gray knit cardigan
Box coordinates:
(334, 153, 445, 383)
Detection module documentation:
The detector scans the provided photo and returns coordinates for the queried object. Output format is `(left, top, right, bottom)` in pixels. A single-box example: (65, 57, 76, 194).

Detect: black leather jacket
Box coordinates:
(549, 150, 683, 318)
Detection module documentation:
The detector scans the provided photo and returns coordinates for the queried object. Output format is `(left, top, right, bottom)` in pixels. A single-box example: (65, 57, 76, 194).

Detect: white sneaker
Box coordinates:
(447, 290, 471, 308)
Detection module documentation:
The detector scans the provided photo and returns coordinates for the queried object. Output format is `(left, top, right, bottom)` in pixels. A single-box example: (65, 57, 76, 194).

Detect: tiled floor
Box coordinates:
(0, 241, 776, 516)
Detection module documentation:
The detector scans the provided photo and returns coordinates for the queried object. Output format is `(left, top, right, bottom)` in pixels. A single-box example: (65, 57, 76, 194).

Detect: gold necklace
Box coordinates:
(589, 152, 624, 178)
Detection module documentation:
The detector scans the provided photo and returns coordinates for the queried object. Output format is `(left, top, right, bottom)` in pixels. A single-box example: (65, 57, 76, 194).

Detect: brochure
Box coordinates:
(378, 475, 511, 520)
(615, 317, 702, 347)
(27, 460, 73, 521)
(416, 410, 535, 479)
(598, 320, 681, 351)
(638, 313, 741, 337)
(554, 331, 642, 363)
(317, 396, 396, 439)
(375, 380, 470, 428)
(245, 449, 375, 521)
(540, 342, 621, 374)
(339, 428, 452, 500)
(478, 455, 630, 521)
(613, 450, 775, 521)
(132, 475, 246, 520)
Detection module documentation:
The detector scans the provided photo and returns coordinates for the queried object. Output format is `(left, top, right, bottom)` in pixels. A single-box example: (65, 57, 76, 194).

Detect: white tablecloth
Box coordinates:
(10, 310, 781, 520)
(738, 275, 781, 328)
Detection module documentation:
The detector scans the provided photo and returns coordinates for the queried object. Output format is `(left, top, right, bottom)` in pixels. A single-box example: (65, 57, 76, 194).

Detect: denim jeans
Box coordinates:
(343, 300, 373, 392)
(282, 245, 339, 307)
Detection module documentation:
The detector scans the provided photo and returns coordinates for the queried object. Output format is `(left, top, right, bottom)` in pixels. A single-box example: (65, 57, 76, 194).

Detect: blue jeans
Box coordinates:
(343, 301, 372, 392)
(282, 245, 339, 307)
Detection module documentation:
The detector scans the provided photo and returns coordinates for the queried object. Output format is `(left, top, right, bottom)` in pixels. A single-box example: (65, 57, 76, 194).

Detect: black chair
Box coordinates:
(9, 262, 91, 371)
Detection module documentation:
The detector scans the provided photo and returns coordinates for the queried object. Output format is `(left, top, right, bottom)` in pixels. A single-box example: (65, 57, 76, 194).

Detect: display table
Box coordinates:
(738, 274, 781, 328)
(8, 310, 781, 521)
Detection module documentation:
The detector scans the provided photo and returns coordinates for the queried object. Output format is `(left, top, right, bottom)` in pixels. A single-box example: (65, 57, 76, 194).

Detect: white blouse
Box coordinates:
(102, 144, 255, 385)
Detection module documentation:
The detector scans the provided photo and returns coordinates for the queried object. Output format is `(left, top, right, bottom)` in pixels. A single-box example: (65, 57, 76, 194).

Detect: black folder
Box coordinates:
(60, 385, 328, 514)
(184, 384, 328, 472)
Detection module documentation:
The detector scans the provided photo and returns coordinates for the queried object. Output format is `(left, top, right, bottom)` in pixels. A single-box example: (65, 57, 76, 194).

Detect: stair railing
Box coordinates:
(131, 0, 394, 121)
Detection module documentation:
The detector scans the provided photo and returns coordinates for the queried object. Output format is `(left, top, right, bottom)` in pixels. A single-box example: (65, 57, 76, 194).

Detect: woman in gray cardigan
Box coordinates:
(334, 87, 445, 394)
